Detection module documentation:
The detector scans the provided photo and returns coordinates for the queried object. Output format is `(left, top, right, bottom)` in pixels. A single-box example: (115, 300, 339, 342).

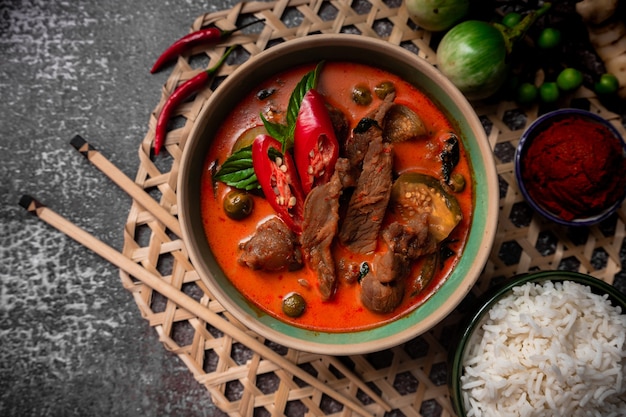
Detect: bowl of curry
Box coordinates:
(178, 34, 499, 355)
(515, 108, 626, 227)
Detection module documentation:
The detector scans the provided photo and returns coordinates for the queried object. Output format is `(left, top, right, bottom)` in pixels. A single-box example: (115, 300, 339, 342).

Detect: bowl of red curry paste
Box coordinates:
(178, 34, 499, 355)
(515, 108, 626, 226)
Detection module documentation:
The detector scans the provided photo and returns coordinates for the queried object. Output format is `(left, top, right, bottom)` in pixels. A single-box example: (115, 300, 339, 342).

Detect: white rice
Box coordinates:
(461, 280, 626, 417)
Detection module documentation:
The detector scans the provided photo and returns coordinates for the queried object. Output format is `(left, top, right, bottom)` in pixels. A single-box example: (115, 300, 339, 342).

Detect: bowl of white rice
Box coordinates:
(449, 271, 626, 417)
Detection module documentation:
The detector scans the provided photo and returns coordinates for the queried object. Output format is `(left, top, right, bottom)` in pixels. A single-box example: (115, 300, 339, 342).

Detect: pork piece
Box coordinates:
(360, 271, 405, 314)
(238, 217, 303, 272)
(361, 249, 408, 313)
(339, 126, 393, 254)
(336, 259, 361, 285)
(382, 213, 436, 261)
(343, 93, 395, 169)
(372, 92, 396, 122)
(344, 118, 379, 170)
(327, 104, 350, 144)
(371, 250, 410, 284)
(300, 165, 344, 300)
(359, 213, 435, 313)
(334, 157, 357, 189)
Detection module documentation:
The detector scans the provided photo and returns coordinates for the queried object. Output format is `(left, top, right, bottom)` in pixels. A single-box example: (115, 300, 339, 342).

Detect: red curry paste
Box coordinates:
(521, 114, 626, 221)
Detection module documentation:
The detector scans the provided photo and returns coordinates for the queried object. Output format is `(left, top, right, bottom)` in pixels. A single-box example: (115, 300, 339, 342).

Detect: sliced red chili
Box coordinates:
(252, 134, 305, 234)
(294, 89, 339, 194)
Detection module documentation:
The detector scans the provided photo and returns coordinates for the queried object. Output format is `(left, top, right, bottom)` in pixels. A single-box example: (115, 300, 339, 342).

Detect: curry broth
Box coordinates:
(200, 62, 473, 332)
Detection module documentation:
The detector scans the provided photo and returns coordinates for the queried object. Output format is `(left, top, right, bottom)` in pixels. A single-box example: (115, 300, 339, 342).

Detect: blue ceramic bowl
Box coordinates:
(514, 108, 626, 227)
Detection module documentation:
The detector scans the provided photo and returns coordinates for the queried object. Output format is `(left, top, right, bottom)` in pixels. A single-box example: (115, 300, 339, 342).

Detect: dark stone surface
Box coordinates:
(1, 1, 240, 416)
(2, 1, 626, 416)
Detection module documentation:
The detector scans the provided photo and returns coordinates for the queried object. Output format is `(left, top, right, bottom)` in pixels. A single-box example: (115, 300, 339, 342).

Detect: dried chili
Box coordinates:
(153, 45, 236, 156)
(150, 18, 263, 73)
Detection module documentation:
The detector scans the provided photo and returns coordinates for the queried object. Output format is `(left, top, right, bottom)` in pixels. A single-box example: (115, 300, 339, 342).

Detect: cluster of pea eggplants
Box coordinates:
(408, 0, 622, 109)
(498, 7, 620, 107)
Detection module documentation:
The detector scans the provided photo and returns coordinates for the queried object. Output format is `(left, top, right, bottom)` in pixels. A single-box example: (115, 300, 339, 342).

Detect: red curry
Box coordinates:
(200, 62, 473, 332)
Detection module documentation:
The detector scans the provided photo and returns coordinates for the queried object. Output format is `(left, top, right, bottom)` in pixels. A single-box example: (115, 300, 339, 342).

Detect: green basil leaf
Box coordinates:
(284, 61, 324, 149)
(260, 114, 290, 143)
(258, 61, 325, 151)
(214, 146, 260, 191)
(286, 61, 324, 126)
(224, 168, 259, 191)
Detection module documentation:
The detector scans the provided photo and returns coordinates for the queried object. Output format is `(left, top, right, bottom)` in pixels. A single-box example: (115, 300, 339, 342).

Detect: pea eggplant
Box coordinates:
(436, 3, 551, 100)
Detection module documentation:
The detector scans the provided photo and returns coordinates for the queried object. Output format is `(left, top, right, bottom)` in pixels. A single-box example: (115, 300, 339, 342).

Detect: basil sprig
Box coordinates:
(212, 146, 259, 191)
(261, 61, 324, 151)
(214, 61, 324, 191)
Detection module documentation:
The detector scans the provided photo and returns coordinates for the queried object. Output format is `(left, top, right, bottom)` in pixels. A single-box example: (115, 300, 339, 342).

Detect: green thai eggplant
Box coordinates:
(436, 3, 551, 100)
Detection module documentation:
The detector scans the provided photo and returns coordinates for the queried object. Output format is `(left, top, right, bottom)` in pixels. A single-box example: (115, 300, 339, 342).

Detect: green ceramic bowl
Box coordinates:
(448, 270, 626, 416)
(178, 34, 499, 355)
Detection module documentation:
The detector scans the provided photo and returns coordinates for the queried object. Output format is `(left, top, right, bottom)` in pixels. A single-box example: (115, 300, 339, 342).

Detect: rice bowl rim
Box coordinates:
(448, 270, 626, 417)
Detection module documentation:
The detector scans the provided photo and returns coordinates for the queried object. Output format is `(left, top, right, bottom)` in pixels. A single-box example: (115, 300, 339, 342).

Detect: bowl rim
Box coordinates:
(177, 34, 500, 355)
(448, 270, 626, 416)
(514, 108, 626, 227)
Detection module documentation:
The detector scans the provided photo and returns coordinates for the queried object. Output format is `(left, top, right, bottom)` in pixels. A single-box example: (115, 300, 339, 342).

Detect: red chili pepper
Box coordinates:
(293, 89, 340, 194)
(252, 134, 305, 234)
(154, 45, 235, 156)
(150, 18, 263, 73)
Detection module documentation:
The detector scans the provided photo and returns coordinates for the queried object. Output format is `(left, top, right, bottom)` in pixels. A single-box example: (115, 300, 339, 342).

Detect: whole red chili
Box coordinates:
(153, 45, 236, 156)
(150, 18, 263, 73)
(293, 89, 340, 194)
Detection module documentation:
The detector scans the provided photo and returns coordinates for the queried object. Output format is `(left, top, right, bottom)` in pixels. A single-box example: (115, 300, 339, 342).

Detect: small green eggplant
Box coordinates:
(436, 3, 551, 100)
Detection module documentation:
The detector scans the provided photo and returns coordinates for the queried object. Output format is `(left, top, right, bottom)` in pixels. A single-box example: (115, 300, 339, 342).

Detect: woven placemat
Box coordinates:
(120, 1, 626, 416)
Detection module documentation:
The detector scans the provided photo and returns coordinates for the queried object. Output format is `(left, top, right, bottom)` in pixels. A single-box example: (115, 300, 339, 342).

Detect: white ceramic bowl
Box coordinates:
(178, 34, 499, 355)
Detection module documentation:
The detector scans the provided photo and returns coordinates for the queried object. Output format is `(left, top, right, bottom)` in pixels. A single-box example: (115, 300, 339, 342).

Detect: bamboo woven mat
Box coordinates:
(120, 0, 626, 416)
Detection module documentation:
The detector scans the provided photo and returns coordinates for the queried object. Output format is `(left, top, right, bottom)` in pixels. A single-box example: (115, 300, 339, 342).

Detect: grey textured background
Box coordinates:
(1, 1, 240, 415)
(3, 1, 626, 416)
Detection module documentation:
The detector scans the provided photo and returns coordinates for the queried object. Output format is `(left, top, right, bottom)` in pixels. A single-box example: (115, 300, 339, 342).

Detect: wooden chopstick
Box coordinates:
(70, 135, 182, 238)
(19, 195, 377, 417)
(68, 136, 391, 411)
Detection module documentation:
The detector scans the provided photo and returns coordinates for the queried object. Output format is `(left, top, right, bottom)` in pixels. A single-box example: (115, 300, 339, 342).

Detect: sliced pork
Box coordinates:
(300, 163, 345, 300)
(360, 272, 405, 314)
(343, 93, 395, 170)
(382, 213, 436, 260)
(238, 217, 303, 272)
(360, 213, 435, 313)
(338, 125, 393, 254)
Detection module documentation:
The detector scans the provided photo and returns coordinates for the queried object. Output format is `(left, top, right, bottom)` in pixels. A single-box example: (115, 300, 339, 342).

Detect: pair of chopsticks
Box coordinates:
(20, 135, 391, 417)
